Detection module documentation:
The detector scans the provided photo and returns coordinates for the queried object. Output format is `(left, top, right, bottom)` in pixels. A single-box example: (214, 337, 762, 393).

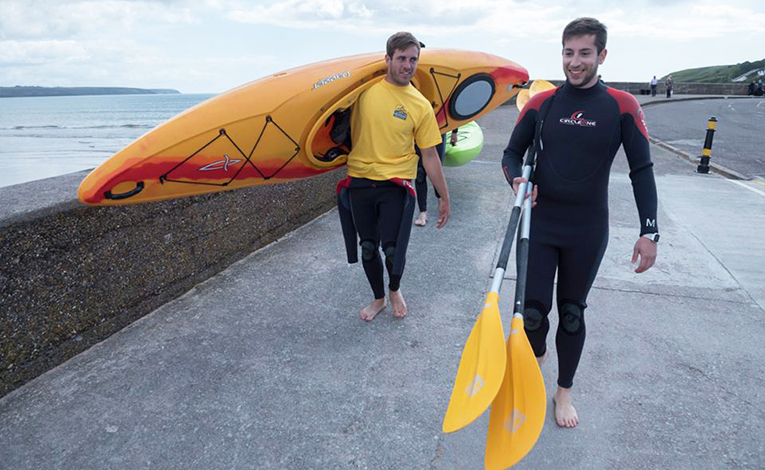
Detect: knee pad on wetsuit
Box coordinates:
(559, 302, 585, 335)
(383, 244, 396, 262)
(360, 240, 378, 262)
(523, 301, 549, 332)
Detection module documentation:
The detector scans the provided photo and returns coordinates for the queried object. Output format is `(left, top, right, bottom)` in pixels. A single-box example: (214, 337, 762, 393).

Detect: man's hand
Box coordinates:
(632, 237, 657, 273)
(437, 196, 450, 228)
(512, 177, 538, 207)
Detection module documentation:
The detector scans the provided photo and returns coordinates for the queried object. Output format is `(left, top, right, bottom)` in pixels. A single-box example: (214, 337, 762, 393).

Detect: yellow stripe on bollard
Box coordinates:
(697, 116, 717, 174)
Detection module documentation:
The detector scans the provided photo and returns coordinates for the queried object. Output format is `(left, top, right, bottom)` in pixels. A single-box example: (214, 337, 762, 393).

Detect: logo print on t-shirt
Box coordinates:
(560, 110, 597, 127)
(393, 105, 408, 121)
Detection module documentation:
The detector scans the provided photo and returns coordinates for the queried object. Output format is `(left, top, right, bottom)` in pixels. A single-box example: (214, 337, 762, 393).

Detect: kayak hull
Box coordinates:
(78, 49, 528, 205)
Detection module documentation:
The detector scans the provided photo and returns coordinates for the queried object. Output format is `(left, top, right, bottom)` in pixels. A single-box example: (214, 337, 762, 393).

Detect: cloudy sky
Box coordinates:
(1, 0, 764, 94)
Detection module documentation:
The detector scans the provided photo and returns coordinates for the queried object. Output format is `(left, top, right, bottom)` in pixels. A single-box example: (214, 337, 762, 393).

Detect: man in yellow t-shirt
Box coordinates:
(337, 31, 450, 322)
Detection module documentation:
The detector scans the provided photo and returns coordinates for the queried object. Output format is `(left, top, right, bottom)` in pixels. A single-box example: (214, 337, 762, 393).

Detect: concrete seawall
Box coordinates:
(0, 170, 345, 397)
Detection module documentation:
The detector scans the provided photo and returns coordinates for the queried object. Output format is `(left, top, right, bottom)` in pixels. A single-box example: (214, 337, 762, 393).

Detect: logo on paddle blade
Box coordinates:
(505, 409, 525, 433)
(199, 154, 242, 172)
(465, 374, 485, 397)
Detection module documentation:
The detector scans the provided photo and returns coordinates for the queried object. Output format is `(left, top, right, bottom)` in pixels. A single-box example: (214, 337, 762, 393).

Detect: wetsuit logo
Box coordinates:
(393, 106, 408, 121)
(560, 110, 597, 127)
(638, 108, 648, 131)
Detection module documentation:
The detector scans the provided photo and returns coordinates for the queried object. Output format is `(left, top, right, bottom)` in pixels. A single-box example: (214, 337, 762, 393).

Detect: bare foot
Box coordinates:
(414, 212, 427, 227)
(360, 298, 386, 322)
(536, 349, 549, 368)
(552, 387, 579, 428)
(390, 289, 407, 318)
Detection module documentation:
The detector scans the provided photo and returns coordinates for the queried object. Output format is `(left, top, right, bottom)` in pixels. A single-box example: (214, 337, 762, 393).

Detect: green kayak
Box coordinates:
(443, 121, 484, 167)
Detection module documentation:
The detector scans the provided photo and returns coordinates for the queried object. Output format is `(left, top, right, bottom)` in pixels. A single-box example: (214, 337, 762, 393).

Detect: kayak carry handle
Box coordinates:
(105, 181, 145, 200)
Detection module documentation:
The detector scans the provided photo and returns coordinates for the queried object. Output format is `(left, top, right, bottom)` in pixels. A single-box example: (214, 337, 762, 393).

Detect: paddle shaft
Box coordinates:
(513, 182, 533, 316)
(490, 145, 536, 294)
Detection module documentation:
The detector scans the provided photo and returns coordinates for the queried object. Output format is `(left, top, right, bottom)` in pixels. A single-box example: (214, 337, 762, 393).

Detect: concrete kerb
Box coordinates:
(640, 96, 753, 181)
(648, 137, 749, 181)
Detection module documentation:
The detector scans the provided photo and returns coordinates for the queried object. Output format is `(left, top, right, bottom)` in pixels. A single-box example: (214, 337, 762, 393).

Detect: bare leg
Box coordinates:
(390, 289, 408, 318)
(552, 386, 579, 428)
(414, 211, 427, 227)
(360, 298, 386, 322)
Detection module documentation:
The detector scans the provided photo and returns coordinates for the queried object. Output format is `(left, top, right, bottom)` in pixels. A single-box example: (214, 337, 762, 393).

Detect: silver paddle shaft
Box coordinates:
(490, 164, 533, 294)
(513, 183, 533, 317)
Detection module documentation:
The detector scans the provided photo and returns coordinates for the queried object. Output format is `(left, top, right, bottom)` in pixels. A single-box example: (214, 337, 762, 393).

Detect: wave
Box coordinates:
(1, 124, 154, 130)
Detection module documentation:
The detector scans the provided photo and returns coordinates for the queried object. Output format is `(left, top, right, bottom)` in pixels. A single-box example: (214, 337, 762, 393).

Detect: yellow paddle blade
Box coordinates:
(485, 315, 546, 470)
(515, 89, 530, 112)
(443, 291, 507, 433)
(529, 79, 555, 97)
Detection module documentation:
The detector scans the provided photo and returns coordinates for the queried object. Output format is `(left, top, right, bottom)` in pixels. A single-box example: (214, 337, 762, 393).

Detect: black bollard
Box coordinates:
(697, 117, 717, 174)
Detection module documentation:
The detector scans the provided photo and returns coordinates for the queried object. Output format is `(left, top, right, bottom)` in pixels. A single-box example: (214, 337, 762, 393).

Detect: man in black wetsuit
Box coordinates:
(502, 17, 659, 428)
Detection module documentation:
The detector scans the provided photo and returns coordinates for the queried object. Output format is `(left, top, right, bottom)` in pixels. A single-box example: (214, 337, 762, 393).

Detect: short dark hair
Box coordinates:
(386, 32, 421, 58)
(562, 17, 607, 54)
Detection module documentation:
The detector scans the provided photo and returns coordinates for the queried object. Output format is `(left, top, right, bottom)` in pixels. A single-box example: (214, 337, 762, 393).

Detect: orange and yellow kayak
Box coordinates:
(78, 49, 528, 205)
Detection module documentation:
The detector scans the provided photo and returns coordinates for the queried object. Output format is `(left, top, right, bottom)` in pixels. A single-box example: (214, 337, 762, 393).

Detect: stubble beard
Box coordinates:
(568, 65, 599, 89)
(388, 71, 412, 86)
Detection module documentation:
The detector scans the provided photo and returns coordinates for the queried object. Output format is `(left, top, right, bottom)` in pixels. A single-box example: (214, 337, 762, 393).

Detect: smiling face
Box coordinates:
(562, 34, 607, 89)
(385, 44, 420, 86)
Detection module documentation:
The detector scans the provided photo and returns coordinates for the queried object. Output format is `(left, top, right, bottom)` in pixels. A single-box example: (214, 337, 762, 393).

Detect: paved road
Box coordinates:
(2, 104, 764, 469)
(644, 98, 765, 179)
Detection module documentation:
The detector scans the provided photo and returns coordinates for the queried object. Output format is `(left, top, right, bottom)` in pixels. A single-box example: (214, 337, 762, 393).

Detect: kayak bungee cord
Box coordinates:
(162, 115, 301, 186)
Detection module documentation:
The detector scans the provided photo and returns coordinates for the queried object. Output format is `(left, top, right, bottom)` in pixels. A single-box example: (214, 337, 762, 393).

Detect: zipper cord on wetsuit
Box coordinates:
(532, 88, 557, 180)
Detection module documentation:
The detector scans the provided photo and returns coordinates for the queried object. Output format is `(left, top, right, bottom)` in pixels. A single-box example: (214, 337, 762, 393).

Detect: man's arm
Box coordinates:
(502, 103, 541, 204)
(617, 93, 659, 273)
(420, 146, 450, 228)
(501, 110, 535, 186)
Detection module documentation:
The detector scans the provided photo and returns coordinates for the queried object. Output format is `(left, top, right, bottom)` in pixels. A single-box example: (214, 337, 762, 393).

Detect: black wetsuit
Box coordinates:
(502, 81, 658, 388)
(337, 177, 417, 300)
(415, 135, 446, 212)
(348, 179, 409, 299)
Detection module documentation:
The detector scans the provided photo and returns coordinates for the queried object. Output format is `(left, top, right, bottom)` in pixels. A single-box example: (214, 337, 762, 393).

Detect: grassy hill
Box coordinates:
(665, 59, 765, 83)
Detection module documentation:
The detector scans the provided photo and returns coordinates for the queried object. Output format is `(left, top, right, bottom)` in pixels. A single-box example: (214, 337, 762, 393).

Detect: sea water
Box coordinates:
(0, 93, 215, 189)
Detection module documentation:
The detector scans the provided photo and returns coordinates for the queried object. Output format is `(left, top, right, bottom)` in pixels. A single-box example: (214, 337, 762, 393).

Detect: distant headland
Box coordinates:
(0, 86, 181, 98)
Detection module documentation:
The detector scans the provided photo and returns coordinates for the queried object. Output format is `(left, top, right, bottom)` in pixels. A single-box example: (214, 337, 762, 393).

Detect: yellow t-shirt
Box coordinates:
(346, 79, 442, 180)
